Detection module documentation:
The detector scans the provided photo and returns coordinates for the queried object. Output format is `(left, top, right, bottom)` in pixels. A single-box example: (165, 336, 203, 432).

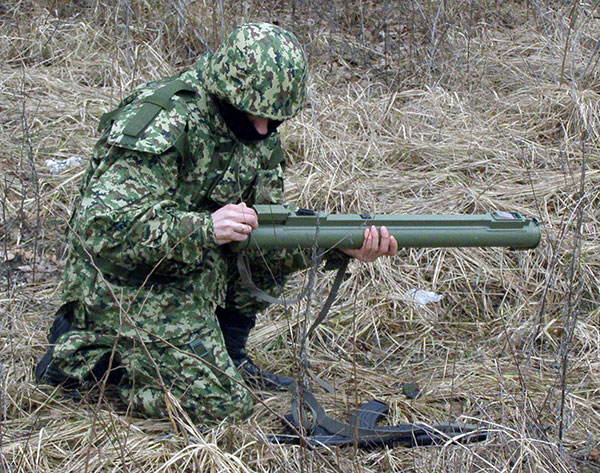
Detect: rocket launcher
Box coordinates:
(234, 204, 541, 251)
(233, 204, 539, 447)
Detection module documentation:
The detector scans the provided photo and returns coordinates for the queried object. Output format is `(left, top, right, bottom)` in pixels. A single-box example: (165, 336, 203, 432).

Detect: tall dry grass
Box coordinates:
(1, 1, 599, 472)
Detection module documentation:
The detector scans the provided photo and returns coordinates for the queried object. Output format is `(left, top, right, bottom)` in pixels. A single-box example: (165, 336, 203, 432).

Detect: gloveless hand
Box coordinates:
(341, 225, 398, 262)
(211, 202, 258, 245)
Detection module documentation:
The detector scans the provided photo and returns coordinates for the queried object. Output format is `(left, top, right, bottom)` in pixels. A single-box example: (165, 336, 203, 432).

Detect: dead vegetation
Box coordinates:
(1, 1, 599, 472)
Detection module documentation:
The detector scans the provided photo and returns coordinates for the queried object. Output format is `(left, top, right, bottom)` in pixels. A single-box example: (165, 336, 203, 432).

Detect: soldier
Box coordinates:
(35, 23, 397, 423)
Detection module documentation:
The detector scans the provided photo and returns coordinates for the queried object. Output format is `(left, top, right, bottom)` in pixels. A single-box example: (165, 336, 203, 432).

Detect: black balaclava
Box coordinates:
(214, 97, 282, 142)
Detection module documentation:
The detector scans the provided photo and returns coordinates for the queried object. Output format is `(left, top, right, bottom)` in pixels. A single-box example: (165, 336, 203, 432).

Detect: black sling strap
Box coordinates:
(269, 381, 487, 448)
(238, 253, 487, 449)
(236, 251, 321, 306)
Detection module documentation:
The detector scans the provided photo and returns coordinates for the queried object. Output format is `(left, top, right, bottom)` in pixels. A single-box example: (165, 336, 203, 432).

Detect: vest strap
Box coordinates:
(122, 79, 195, 137)
(98, 78, 196, 138)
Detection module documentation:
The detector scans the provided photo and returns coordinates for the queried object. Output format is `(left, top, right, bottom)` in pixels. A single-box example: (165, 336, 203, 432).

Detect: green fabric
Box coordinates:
(122, 79, 194, 137)
(53, 315, 253, 424)
(122, 102, 164, 137)
(98, 108, 120, 132)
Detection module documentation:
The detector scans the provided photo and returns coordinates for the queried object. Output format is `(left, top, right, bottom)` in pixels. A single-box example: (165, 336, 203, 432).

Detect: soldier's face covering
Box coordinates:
(215, 97, 282, 142)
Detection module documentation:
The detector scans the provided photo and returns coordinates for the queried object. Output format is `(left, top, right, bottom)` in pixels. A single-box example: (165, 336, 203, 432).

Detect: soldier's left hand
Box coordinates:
(341, 225, 398, 262)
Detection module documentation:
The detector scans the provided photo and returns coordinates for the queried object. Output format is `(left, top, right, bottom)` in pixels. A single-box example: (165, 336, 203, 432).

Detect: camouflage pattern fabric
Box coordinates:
(202, 22, 307, 120)
(48, 23, 310, 424)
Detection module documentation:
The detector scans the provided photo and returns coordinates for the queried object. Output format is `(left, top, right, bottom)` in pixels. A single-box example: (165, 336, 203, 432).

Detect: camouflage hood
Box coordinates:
(201, 23, 307, 121)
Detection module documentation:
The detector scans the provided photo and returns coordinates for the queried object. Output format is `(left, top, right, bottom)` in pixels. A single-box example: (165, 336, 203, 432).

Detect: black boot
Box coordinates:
(35, 311, 124, 394)
(216, 307, 293, 391)
(35, 311, 82, 396)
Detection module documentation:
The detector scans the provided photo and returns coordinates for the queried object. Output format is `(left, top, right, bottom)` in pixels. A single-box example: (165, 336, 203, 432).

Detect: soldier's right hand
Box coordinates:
(211, 202, 259, 245)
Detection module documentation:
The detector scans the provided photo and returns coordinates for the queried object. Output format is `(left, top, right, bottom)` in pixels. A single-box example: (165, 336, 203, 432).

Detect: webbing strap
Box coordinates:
(98, 108, 121, 131)
(173, 131, 190, 163)
(306, 258, 349, 339)
(98, 79, 195, 135)
(122, 102, 165, 137)
(144, 94, 176, 109)
(290, 382, 413, 439)
(287, 381, 484, 445)
(123, 79, 195, 137)
(236, 252, 319, 306)
(237, 252, 348, 341)
(349, 400, 389, 429)
(237, 251, 346, 394)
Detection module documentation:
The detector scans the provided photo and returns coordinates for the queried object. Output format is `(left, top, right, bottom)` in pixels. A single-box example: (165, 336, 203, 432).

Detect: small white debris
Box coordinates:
(405, 288, 443, 305)
(46, 156, 81, 174)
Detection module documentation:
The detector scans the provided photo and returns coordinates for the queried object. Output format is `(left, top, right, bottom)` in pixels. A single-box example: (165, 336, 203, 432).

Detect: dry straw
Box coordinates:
(1, 1, 599, 472)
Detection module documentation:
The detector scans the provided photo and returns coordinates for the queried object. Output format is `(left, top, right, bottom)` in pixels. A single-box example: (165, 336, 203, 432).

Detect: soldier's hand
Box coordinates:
(341, 225, 398, 262)
(211, 202, 259, 245)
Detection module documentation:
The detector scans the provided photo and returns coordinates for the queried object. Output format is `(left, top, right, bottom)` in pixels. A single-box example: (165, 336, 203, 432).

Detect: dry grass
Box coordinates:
(1, 1, 600, 472)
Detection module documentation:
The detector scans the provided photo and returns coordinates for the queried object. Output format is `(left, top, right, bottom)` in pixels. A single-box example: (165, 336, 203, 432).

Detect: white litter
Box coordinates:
(405, 288, 443, 305)
(46, 157, 81, 174)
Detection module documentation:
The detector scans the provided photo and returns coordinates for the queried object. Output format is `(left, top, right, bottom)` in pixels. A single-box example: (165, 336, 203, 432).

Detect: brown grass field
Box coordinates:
(1, 1, 599, 471)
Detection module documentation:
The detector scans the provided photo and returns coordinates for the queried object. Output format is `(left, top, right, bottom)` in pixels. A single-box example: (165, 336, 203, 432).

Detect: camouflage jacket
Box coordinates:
(61, 56, 308, 341)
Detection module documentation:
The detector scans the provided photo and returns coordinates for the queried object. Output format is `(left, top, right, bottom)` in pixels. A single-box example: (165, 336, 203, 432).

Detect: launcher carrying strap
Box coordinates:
(237, 252, 349, 335)
(237, 253, 488, 448)
(269, 382, 487, 449)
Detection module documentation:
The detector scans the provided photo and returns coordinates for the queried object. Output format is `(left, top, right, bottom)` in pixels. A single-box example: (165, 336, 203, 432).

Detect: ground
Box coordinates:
(1, 1, 599, 472)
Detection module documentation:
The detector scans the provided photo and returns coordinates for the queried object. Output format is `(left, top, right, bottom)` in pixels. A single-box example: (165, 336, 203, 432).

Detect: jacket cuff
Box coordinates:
(177, 211, 219, 262)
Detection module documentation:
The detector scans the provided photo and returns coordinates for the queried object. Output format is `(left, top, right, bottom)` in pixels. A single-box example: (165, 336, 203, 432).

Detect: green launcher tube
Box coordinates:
(233, 204, 541, 251)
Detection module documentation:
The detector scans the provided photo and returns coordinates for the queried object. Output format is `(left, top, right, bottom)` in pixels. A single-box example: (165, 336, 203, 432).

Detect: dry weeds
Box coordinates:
(1, 1, 599, 472)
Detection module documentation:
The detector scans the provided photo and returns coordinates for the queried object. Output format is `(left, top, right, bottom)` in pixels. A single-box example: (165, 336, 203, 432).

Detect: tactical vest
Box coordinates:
(97, 75, 286, 198)
(98, 77, 197, 162)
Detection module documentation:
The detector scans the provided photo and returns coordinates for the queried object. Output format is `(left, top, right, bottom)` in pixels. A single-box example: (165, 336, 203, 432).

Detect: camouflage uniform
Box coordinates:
(47, 23, 310, 423)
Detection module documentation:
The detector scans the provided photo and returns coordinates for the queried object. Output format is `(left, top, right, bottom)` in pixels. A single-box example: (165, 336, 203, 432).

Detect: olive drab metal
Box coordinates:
(235, 205, 542, 251)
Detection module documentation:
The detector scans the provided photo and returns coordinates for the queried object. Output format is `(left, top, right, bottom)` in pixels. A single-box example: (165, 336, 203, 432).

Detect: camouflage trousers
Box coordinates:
(51, 305, 254, 424)
(48, 247, 308, 424)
